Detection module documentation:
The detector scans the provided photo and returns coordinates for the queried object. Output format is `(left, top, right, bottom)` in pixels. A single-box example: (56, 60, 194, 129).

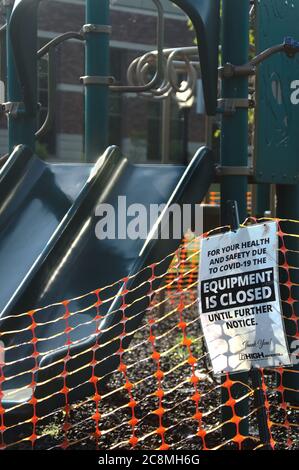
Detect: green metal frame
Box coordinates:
(254, 0, 299, 405)
(6, 0, 38, 152)
(6, 0, 111, 160)
(220, 0, 250, 438)
(84, 0, 110, 162)
(171, 0, 220, 116)
(255, 0, 299, 184)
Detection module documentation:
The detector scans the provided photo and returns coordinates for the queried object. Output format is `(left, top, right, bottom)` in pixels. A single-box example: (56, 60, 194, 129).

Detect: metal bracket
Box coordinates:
(283, 36, 299, 57)
(217, 98, 254, 115)
(1, 101, 25, 118)
(219, 39, 299, 79)
(219, 62, 255, 79)
(216, 165, 253, 177)
(81, 24, 112, 35)
(80, 76, 115, 86)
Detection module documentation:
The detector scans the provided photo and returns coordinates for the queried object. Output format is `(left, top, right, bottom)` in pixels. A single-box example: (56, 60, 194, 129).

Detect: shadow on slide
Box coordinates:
(0, 144, 214, 436)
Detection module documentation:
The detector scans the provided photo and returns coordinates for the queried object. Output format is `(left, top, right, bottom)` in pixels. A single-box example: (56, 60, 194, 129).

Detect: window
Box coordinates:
(147, 98, 185, 163)
(37, 40, 56, 157)
(108, 48, 123, 147)
(169, 100, 184, 163)
(147, 100, 161, 161)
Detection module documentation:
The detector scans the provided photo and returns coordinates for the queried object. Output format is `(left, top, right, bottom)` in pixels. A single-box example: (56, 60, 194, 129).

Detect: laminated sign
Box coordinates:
(198, 221, 290, 374)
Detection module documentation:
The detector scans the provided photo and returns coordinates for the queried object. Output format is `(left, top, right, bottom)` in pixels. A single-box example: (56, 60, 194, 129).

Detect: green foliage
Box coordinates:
(35, 141, 49, 160)
(248, 108, 254, 126)
(214, 129, 221, 139)
(249, 29, 255, 49)
(187, 18, 197, 45)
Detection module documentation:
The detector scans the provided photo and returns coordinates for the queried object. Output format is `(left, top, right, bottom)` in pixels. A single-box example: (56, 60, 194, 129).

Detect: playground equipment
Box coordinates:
(0, 0, 298, 448)
(1, 145, 213, 436)
(110, 0, 220, 115)
(0, 0, 216, 437)
(171, 0, 220, 115)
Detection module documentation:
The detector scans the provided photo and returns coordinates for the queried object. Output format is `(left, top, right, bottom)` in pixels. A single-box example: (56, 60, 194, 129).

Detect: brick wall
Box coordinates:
(1, 1, 206, 161)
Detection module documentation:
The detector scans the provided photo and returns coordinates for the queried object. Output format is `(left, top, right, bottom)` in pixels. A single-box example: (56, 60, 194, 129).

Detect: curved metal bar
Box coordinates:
(128, 46, 198, 85)
(110, 0, 165, 93)
(146, 80, 171, 98)
(220, 43, 285, 78)
(135, 51, 157, 84)
(125, 49, 198, 104)
(137, 56, 172, 98)
(126, 56, 142, 87)
(35, 48, 56, 138)
(121, 45, 200, 101)
(250, 43, 284, 66)
(9, 0, 42, 117)
(36, 32, 84, 138)
(37, 31, 84, 59)
(166, 48, 197, 93)
(137, 58, 174, 99)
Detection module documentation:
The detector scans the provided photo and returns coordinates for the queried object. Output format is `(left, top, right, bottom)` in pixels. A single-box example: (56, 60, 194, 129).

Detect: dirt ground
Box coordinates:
(8, 287, 298, 451)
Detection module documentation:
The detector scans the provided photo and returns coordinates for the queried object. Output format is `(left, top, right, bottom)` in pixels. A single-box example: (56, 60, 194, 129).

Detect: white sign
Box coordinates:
(198, 222, 290, 374)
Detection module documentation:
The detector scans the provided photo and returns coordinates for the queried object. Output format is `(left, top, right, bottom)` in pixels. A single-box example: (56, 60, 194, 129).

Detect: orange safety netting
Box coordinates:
(207, 191, 252, 213)
(0, 218, 298, 450)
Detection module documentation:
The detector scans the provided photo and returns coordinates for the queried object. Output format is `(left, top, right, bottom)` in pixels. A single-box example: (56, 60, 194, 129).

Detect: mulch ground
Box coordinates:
(9, 288, 299, 451)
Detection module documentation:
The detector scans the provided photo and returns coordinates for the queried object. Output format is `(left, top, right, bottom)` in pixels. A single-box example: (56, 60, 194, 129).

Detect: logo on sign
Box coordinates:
(239, 352, 265, 361)
(290, 80, 299, 104)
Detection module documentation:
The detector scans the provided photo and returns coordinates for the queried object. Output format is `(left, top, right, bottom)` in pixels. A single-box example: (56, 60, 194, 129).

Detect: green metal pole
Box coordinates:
(6, 0, 36, 152)
(254, 184, 270, 218)
(220, 0, 250, 439)
(221, 0, 249, 221)
(84, 0, 110, 162)
(276, 185, 299, 405)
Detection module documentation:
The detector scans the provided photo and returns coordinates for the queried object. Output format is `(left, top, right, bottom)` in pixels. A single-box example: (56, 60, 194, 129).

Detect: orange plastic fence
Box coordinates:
(0, 218, 298, 450)
(207, 191, 252, 213)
